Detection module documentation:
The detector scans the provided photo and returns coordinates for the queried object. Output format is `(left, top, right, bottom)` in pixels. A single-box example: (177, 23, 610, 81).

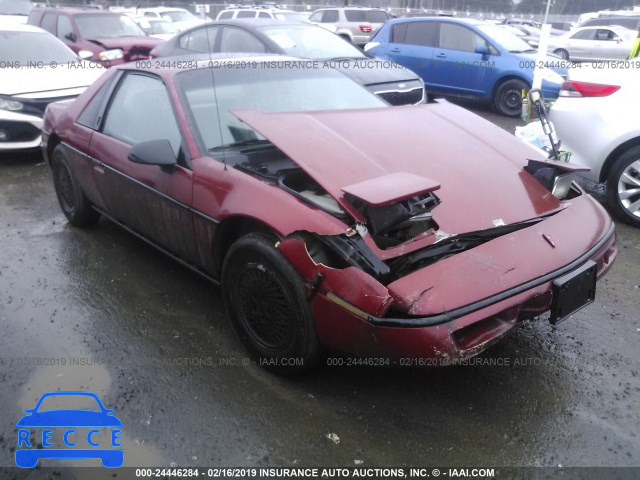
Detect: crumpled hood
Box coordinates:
(0, 65, 104, 97)
(233, 101, 562, 235)
(332, 58, 420, 86)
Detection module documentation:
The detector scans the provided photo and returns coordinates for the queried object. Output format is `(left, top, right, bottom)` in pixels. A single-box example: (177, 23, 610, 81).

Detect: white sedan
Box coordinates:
(549, 66, 640, 227)
(0, 24, 103, 152)
(548, 26, 636, 61)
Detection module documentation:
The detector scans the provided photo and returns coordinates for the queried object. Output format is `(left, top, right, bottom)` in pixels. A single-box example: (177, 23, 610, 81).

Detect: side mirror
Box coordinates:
(64, 32, 76, 42)
(475, 44, 490, 60)
(128, 140, 177, 168)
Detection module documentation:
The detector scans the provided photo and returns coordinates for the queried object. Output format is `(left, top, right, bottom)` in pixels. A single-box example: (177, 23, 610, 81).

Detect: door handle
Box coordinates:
(435, 53, 447, 58)
(390, 47, 400, 53)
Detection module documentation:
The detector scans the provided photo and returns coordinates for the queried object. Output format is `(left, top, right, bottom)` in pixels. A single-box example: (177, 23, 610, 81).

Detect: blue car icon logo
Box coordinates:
(16, 391, 123, 468)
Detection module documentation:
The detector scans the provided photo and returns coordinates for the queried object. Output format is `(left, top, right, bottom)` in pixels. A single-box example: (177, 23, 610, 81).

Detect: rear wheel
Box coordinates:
(222, 233, 321, 373)
(51, 144, 100, 226)
(493, 78, 528, 117)
(606, 145, 640, 228)
(554, 49, 569, 60)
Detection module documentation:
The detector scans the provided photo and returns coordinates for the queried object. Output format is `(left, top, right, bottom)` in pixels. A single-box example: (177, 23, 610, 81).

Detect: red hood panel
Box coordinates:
(233, 102, 561, 234)
(386, 196, 612, 315)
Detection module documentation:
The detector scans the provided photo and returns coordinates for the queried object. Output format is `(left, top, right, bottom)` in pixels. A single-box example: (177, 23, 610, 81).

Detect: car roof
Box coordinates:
(0, 22, 44, 32)
(210, 18, 310, 27)
(220, 8, 298, 13)
(139, 7, 189, 12)
(389, 16, 484, 26)
(31, 7, 126, 15)
(313, 6, 386, 10)
(575, 25, 636, 31)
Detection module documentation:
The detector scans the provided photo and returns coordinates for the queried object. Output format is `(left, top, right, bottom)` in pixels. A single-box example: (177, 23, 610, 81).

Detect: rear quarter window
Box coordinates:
(27, 9, 41, 25)
(40, 12, 56, 34)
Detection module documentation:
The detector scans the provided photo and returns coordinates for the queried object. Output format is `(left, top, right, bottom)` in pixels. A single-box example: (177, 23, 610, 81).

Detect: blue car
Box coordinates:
(365, 17, 567, 116)
(16, 391, 123, 468)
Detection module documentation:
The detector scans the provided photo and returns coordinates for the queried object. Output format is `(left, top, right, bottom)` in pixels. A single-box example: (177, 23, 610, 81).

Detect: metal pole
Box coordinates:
(542, 0, 552, 25)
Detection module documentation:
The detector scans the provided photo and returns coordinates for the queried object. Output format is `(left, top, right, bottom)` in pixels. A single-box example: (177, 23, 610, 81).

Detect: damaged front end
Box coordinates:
(225, 108, 616, 362)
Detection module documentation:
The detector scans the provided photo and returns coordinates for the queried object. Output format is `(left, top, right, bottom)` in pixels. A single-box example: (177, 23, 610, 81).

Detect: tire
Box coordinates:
(51, 144, 100, 226)
(493, 78, 529, 117)
(554, 49, 569, 60)
(222, 233, 321, 373)
(606, 145, 640, 228)
(339, 34, 351, 43)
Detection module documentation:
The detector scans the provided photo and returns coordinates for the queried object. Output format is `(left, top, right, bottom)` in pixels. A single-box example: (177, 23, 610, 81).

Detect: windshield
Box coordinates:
(76, 14, 145, 38)
(0, 0, 30, 15)
(260, 25, 366, 59)
(273, 12, 309, 22)
(163, 10, 196, 22)
(619, 29, 637, 41)
(177, 64, 386, 151)
(0, 30, 78, 63)
(478, 24, 535, 52)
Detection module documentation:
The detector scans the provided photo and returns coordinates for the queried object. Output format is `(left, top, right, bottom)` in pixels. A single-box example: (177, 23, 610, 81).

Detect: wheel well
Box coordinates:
(492, 76, 530, 101)
(338, 33, 351, 41)
(213, 216, 279, 277)
(46, 133, 61, 166)
(600, 137, 640, 183)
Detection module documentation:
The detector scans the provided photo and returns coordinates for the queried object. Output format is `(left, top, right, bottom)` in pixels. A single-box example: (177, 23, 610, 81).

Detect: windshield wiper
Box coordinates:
(209, 139, 271, 151)
(511, 48, 536, 53)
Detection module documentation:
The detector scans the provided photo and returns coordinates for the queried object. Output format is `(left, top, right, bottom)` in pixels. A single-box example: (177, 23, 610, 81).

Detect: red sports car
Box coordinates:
(41, 56, 617, 372)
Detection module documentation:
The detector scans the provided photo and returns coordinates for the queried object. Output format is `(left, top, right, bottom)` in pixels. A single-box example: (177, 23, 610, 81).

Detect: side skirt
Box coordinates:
(92, 206, 220, 286)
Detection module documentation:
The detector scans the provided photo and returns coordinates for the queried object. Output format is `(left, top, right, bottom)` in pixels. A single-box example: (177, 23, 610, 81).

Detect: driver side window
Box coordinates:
(102, 74, 182, 157)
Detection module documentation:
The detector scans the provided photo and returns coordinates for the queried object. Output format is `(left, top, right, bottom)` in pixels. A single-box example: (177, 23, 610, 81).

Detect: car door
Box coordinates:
(89, 72, 199, 262)
(595, 29, 628, 60)
(383, 21, 437, 84)
(430, 22, 494, 97)
(565, 29, 596, 60)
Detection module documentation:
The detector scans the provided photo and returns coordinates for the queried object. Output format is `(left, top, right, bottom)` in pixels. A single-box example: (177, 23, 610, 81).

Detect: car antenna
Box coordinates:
(205, 31, 227, 171)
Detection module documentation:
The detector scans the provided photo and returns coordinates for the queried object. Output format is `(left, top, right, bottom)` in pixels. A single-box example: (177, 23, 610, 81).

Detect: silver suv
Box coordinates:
(309, 7, 391, 46)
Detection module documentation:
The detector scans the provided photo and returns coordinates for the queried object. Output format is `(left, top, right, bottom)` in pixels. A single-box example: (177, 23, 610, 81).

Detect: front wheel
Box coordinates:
(554, 49, 569, 60)
(493, 78, 529, 117)
(606, 145, 640, 228)
(51, 144, 100, 226)
(222, 233, 321, 373)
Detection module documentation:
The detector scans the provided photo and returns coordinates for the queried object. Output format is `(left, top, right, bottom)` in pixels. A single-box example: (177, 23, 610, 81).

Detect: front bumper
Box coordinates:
(282, 195, 617, 363)
(311, 223, 615, 362)
(0, 110, 43, 152)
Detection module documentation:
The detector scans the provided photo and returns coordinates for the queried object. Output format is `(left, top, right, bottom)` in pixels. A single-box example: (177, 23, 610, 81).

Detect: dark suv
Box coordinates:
(28, 7, 161, 65)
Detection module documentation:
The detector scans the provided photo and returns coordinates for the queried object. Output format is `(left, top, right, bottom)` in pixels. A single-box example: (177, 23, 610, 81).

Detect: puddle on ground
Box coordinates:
(16, 364, 164, 472)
